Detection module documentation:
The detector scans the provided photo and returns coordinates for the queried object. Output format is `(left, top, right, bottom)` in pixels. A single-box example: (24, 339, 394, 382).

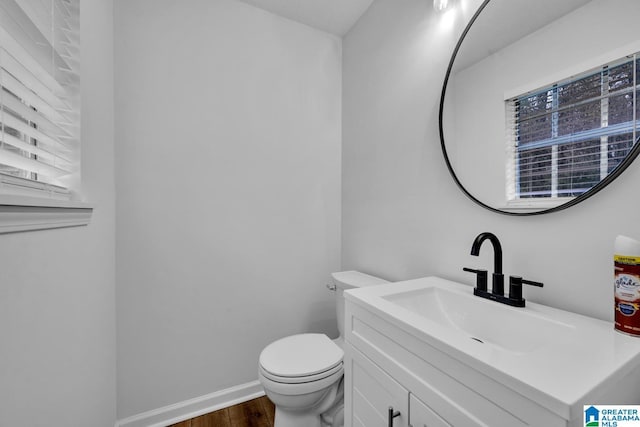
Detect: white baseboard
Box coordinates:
(115, 380, 265, 427)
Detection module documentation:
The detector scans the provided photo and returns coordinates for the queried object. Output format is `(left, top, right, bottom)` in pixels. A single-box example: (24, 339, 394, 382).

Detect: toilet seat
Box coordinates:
(259, 333, 343, 381)
(260, 361, 343, 384)
(259, 364, 344, 396)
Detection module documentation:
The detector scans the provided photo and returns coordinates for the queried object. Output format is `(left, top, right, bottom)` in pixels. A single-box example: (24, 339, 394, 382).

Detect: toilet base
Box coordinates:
(265, 378, 344, 427)
(321, 402, 344, 427)
(274, 407, 322, 427)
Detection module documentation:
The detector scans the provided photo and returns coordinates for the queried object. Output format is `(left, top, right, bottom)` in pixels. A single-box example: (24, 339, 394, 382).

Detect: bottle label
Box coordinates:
(614, 254, 640, 336)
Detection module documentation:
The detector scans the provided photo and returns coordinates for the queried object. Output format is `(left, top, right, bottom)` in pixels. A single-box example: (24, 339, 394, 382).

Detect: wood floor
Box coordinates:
(168, 396, 275, 427)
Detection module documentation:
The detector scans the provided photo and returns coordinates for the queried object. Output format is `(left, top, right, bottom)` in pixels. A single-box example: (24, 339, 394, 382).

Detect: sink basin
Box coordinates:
(382, 285, 573, 354)
(344, 275, 640, 415)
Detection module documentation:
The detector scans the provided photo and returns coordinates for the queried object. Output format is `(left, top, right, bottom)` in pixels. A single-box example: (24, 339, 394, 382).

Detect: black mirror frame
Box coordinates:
(438, 0, 640, 216)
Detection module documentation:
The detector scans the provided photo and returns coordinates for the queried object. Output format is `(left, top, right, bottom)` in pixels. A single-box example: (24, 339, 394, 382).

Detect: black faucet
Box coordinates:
(463, 232, 543, 307)
(471, 232, 504, 295)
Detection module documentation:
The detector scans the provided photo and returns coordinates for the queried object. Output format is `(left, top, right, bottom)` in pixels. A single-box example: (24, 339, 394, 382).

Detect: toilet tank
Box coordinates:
(331, 271, 389, 342)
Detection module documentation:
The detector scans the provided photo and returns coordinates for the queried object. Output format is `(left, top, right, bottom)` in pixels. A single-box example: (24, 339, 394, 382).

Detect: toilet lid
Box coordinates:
(259, 333, 343, 378)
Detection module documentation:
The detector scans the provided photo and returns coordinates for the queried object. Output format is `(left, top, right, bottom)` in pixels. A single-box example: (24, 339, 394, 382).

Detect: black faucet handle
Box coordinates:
(463, 267, 488, 291)
(522, 278, 544, 288)
(509, 276, 544, 305)
(509, 275, 524, 302)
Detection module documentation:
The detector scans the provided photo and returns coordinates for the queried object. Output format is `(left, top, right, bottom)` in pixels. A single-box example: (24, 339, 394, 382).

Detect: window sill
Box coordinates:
(0, 195, 93, 234)
(501, 197, 574, 213)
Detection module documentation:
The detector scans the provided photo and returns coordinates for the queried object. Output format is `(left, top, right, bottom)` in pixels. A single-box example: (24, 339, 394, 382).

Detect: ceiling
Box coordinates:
(455, 0, 593, 71)
(235, 0, 375, 36)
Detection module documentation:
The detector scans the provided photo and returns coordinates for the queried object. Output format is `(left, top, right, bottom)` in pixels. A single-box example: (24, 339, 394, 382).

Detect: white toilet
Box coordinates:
(258, 271, 389, 427)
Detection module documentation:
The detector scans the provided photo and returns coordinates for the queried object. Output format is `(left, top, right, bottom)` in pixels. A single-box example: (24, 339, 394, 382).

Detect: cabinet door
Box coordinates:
(409, 394, 451, 427)
(345, 343, 409, 427)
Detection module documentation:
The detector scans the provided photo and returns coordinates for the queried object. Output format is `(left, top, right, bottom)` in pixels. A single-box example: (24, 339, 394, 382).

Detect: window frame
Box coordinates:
(501, 45, 640, 212)
(0, 0, 92, 233)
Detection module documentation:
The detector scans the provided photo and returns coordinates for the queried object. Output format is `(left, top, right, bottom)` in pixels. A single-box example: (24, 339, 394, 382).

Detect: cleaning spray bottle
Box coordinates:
(614, 235, 640, 336)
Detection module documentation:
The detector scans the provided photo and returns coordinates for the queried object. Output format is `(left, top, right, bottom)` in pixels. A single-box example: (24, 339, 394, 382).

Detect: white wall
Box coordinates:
(343, 0, 640, 321)
(114, 0, 342, 418)
(0, 0, 116, 426)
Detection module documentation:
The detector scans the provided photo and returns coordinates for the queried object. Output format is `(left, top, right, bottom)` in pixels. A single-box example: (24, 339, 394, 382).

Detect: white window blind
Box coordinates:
(506, 53, 638, 201)
(0, 0, 80, 201)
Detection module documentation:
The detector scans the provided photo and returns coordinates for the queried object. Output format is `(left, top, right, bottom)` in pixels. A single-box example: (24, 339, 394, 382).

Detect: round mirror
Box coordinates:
(440, 0, 640, 215)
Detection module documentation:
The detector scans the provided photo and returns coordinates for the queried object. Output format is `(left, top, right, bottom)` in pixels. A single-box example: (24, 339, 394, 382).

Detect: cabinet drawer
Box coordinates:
(409, 394, 451, 427)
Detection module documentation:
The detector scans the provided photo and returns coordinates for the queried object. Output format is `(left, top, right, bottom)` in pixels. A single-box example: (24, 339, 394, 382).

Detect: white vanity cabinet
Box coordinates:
(344, 277, 640, 427)
(344, 297, 583, 427)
